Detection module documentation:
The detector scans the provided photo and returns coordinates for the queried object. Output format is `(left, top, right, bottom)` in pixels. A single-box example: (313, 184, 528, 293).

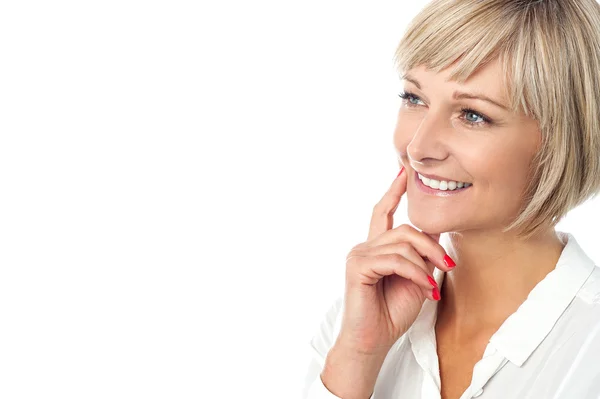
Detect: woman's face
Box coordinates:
(394, 58, 542, 234)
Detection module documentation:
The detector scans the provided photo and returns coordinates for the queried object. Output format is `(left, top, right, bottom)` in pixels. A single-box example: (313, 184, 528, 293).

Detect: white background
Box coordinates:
(0, 1, 598, 398)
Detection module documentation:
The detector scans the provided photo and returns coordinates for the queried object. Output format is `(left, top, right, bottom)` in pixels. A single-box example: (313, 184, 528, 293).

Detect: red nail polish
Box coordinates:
(397, 166, 405, 177)
(443, 254, 456, 269)
(432, 287, 441, 301)
(427, 275, 438, 288)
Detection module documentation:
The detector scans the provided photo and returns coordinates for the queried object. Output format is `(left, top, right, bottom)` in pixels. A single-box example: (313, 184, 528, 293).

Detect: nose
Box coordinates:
(406, 108, 451, 165)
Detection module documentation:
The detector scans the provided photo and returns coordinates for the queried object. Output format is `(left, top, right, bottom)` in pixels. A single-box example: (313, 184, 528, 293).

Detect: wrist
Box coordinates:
(320, 342, 389, 399)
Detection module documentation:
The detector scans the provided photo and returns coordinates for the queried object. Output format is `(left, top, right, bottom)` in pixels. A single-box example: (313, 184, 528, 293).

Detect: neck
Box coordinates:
(436, 227, 565, 339)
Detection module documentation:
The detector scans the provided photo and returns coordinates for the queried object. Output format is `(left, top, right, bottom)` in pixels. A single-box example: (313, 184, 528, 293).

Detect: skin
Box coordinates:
(393, 57, 566, 398)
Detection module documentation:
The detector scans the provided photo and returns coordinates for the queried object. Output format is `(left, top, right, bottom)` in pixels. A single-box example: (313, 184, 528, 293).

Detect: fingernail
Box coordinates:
(427, 275, 438, 288)
(432, 287, 441, 301)
(397, 166, 405, 177)
(443, 254, 456, 269)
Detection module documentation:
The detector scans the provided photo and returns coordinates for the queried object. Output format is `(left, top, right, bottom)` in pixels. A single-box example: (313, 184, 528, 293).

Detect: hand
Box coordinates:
(336, 167, 456, 356)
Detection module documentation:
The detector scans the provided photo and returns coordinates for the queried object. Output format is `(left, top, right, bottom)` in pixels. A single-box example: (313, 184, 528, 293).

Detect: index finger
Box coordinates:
(367, 166, 406, 241)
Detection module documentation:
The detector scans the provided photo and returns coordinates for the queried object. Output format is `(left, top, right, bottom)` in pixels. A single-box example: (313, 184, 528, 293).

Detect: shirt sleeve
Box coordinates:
(301, 297, 376, 399)
(301, 296, 344, 399)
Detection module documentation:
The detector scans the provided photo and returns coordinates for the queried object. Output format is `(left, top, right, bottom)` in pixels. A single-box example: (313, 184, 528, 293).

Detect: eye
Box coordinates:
(397, 90, 493, 128)
(460, 107, 492, 127)
(398, 90, 424, 106)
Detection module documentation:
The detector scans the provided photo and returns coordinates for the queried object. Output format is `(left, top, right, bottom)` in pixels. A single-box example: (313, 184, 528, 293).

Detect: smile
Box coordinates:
(415, 171, 472, 196)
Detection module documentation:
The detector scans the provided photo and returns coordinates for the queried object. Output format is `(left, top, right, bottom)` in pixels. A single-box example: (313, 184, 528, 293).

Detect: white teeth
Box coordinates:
(418, 173, 471, 191)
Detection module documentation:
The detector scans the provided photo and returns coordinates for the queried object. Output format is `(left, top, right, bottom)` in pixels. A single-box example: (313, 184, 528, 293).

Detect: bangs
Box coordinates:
(391, 0, 563, 120)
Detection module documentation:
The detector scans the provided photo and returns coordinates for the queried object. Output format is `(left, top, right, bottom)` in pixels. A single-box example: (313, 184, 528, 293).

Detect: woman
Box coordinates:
(303, 1, 600, 398)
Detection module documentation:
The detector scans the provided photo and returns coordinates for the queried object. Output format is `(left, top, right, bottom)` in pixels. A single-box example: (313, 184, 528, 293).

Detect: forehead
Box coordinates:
(406, 58, 508, 103)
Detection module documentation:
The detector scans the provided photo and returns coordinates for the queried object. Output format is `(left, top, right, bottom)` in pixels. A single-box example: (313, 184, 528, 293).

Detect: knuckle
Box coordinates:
(347, 244, 366, 260)
(345, 254, 362, 270)
(351, 242, 367, 252)
(371, 203, 385, 216)
(361, 237, 377, 249)
(399, 224, 415, 233)
(389, 252, 405, 265)
(345, 250, 358, 262)
(372, 200, 392, 215)
(392, 223, 410, 233)
(395, 241, 412, 253)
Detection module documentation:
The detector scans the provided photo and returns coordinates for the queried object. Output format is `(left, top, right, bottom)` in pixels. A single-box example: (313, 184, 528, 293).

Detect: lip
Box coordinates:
(414, 170, 472, 196)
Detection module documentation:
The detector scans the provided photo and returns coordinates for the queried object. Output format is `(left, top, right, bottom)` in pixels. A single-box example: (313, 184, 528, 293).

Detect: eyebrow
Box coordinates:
(401, 73, 509, 111)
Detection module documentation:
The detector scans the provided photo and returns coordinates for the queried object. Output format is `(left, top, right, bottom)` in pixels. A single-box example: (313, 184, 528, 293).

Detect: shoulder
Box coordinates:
(575, 264, 600, 304)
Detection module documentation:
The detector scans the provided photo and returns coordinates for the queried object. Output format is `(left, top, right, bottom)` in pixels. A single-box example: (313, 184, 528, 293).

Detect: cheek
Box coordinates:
(488, 125, 540, 184)
(478, 144, 535, 203)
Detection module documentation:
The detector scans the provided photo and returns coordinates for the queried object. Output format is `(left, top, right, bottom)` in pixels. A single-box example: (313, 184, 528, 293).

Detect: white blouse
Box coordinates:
(303, 231, 600, 399)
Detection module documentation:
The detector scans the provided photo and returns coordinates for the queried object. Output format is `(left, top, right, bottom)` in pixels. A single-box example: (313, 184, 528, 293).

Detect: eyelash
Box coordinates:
(397, 90, 493, 127)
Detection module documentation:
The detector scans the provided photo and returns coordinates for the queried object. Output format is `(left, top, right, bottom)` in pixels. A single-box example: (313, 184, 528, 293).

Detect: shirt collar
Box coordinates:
(405, 231, 597, 369)
(490, 231, 597, 366)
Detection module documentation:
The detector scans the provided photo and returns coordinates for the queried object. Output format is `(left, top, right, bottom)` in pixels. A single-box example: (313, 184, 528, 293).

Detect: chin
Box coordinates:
(407, 207, 453, 235)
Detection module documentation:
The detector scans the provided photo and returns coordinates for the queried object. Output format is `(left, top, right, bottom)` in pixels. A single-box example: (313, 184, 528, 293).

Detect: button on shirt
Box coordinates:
(302, 231, 600, 399)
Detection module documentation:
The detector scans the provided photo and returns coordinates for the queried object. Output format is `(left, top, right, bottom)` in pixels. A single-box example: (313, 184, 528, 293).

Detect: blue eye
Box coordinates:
(460, 108, 489, 126)
(398, 90, 424, 106)
(397, 90, 493, 128)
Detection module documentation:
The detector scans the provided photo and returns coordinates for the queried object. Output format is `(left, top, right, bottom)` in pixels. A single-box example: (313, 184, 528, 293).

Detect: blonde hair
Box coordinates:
(393, 0, 600, 240)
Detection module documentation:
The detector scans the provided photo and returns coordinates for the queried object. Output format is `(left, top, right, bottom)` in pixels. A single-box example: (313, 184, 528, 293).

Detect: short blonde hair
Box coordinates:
(393, 0, 600, 240)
